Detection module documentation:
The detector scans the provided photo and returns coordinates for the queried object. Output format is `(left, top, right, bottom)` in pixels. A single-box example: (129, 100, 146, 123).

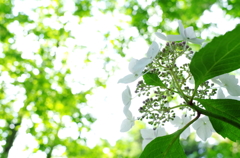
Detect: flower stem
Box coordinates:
(168, 69, 189, 103)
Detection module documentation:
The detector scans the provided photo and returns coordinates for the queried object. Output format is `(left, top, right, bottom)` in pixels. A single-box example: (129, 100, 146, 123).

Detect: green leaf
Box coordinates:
(190, 25, 240, 87)
(195, 99, 240, 141)
(143, 73, 166, 88)
(140, 130, 186, 158)
(209, 117, 240, 142)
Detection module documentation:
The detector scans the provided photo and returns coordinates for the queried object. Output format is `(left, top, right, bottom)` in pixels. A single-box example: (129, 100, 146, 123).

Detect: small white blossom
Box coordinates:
(212, 74, 240, 96)
(118, 42, 160, 84)
(155, 20, 204, 45)
(193, 116, 215, 141)
(118, 57, 151, 84)
(140, 127, 166, 149)
(171, 115, 191, 139)
(178, 20, 204, 45)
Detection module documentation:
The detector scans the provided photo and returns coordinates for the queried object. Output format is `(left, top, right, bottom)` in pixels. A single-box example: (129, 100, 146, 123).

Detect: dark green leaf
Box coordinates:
(196, 99, 240, 141)
(209, 117, 240, 142)
(140, 130, 186, 158)
(190, 25, 240, 87)
(143, 73, 166, 88)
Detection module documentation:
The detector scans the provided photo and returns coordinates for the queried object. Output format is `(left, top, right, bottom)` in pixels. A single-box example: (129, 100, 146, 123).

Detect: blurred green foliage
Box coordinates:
(0, 0, 240, 157)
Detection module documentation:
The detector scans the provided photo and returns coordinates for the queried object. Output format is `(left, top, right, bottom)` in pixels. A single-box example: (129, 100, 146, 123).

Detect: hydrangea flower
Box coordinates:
(155, 20, 204, 45)
(178, 20, 204, 45)
(140, 127, 166, 149)
(192, 116, 215, 141)
(171, 115, 191, 139)
(120, 86, 135, 132)
(212, 73, 240, 96)
(118, 42, 159, 84)
(120, 109, 135, 132)
(118, 58, 150, 84)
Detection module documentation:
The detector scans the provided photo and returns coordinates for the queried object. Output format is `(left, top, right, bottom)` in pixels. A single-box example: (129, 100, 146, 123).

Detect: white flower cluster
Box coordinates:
(118, 20, 240, 150)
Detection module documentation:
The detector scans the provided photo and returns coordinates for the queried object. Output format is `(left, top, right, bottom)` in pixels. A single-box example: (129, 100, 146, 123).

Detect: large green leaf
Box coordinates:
(209, 117, 240, 142)
(195, 99, 240, 141)
(190, 25, 240, 87)
(143, 73, 166, 88)
(140, 130, 186, 158)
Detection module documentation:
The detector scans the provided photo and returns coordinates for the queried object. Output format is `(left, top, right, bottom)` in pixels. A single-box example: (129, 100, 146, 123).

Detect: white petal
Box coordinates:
(120, 118, 134, 132)
(192, 118, 202, 129)
(155, 127, 166, 137)
(128, 58, 138, 73)
(146, 41, 159, 59)
(189, 38, 204, 45)
(217, 88, 225, 99)
(123, 106, 132, 118)
(170, 116, 182, 126)
(118, 74, 141, 84)
(141, 129, 155, 139)
(142, 139, 153, 150)
(218, 74, 237, 85)
(122, 86, 131, 107)
(155, 32, 168, 41)
(225, 83, 240, 96)
(178, 20, 186, 39)
(166, 35, 184, 41)
(185, 27, 196, 39)
(196, 125, 213, 141)
(131, 58, 151, 73)
(182, 115, 191, 126)
(226, 95, 240, 101)
(219, 74, 240, 96)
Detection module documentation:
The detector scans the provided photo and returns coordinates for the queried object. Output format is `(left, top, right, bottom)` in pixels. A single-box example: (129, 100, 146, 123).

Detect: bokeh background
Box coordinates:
(0, 0, 240, 157)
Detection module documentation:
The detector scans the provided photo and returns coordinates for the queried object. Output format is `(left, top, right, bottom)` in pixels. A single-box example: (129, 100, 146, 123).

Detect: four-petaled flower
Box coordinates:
(118, 42, 159, 84)
(192, 116, 215, 141)
(177, 20, 204, 45)
(155, 20, 204, 45)
(140, 127, 166, 149)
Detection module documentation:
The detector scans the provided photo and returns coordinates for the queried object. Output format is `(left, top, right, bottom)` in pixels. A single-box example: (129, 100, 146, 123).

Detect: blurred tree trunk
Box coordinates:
(47, 146, 54, 158)
(1, 121, 21, 158)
